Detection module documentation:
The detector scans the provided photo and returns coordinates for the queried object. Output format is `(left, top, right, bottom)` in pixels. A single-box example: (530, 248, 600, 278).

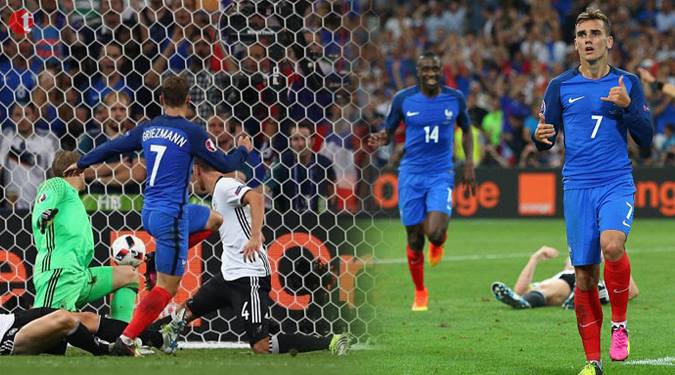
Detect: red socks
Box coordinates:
(574, 287, 603, 361)
(604, 253, 631, 322)
(406, 246, 425, 292)
(122, 286, 172, 339)
(188, 229, 213, 248)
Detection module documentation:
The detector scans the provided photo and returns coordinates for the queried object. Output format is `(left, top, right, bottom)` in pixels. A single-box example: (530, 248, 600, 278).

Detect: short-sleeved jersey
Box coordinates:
(211, 177, 270, 281)
(31, 178, 94, 273)
(77, 115, 248, 216)
(384, 85, 470, 174)
(537, 67, 653, 189)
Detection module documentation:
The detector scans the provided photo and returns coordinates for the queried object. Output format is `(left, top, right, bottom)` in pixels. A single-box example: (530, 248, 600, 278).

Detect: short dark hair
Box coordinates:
(161, 75, 189, 107)
(576, 7, 611, 36)
(195, 158, 216, 172)
(417, 51, 440, 65)
(51, 150, 81, 178)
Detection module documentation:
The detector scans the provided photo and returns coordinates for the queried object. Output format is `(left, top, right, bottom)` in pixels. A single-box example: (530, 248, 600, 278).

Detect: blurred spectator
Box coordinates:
(656, 123, 675, 166)
(265, 123, 336, 214)
(0, 103, 58, 210)
(206, 113, 266, 188)
(0, 37, 42, 123)
(78, 91, 145, 187)
(30, 0, 75, 64)
(147, 29, 229, 123)
(320, 106, 358, 212)
(85, 42, 135, 110)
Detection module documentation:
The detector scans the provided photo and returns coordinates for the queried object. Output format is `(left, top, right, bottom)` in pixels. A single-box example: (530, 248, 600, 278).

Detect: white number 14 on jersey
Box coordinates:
(424, 125, 439, 143)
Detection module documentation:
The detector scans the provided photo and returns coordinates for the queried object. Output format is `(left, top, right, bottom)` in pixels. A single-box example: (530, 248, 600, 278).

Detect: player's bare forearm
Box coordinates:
(513, 256, 540, 295)
(461, 127, 477, 196)
(244, 190, 265, 241)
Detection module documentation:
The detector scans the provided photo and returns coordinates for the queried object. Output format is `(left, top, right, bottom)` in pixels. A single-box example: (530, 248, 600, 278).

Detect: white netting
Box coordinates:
(0, 0, 376, 345)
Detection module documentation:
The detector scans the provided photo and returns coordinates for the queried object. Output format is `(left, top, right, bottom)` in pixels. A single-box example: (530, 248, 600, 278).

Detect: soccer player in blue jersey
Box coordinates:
(533, 8, 653, 375)
(66, 75, 252, 356)
(369, 52, 476, 311)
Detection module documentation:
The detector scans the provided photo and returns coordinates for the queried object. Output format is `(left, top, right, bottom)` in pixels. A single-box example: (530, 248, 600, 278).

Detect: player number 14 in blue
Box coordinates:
(424, 125, 439, 143)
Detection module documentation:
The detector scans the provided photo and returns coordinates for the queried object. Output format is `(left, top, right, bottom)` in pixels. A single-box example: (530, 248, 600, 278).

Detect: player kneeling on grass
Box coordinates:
(31, 151, 139, 322)
(0, 308, 166, 356)
(159, 160, 351, 356)
(491, 246, 638, 310)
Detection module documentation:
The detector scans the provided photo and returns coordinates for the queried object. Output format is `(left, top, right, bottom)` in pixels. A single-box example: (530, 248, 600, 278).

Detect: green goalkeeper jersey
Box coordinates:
(31, 177, 94, 274)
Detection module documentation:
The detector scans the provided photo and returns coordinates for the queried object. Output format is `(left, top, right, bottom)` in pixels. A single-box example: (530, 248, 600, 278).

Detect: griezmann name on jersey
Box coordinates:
(537, 67, 653, 189)
(384, 85, 471, 174)
(77, 115, 248, 216)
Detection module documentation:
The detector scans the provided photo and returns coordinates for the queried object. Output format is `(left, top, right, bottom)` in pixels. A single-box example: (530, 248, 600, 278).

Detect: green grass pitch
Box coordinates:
(2, 218, 673, 375)
(373, 218, 675, 374)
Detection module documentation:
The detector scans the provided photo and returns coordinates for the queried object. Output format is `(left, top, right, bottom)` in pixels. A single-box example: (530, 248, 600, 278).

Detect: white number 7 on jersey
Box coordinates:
(148, 144, 167, 186)
(590, 115, 603, 139)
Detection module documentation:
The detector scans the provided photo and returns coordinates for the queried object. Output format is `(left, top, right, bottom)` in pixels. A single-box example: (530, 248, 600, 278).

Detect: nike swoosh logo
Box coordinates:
(406, 111, 420, 117)
(568, 96, 584, 103)
(579, 320, 599, 328)
(613, 287, 629, 294)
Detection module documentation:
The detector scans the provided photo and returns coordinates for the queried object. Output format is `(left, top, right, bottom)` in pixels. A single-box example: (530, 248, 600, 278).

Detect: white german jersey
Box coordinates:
(0, 313, 15, 340)
(212, 177, 270, 281)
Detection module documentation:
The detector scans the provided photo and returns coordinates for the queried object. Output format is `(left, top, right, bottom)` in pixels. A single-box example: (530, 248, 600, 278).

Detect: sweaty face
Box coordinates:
(417, 57, 441, 91)
(574, 19, 613, 64)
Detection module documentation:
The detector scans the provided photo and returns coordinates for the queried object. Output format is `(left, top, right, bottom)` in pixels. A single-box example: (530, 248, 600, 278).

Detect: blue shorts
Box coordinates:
(564, 179, 635, 266)
(398, 171, 454, 226)
(142, 204, 211, 276)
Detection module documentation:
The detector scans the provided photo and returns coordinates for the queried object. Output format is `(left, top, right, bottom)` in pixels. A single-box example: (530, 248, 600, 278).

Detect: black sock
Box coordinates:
(67, 323, 108, 356)
(270, 334, 332, 354)
(139, 330, 164, 349)
(522, 290, 546, 308)
(96, 317, 127, 342)
(97, 317, 164, 349)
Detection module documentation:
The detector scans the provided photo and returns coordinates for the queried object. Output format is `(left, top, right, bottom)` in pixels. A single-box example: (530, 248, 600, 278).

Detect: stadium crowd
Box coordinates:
(0, 0, 673, 212)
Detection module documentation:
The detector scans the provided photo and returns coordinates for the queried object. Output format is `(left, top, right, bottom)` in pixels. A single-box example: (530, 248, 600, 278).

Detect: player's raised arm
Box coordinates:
(72, 125, 145, 174)
(604, 74, 653, 148)
(191, 127, 251, 173)
(533, 79, 563, 150)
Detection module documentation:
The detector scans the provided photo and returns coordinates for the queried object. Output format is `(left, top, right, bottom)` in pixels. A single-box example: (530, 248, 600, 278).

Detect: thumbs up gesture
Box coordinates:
(600, 75, 631, 108)
(534, 113, 555, 145)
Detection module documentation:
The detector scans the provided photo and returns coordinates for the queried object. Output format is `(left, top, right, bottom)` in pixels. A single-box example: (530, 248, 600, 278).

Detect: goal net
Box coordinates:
(0, 0, 376, 347)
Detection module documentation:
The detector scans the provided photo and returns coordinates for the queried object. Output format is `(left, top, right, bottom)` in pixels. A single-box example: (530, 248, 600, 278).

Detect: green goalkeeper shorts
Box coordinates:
(33, 266, 114, 310)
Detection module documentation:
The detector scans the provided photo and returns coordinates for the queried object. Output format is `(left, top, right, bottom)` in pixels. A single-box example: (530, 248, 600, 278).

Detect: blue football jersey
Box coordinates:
(537, 67, 653, 189)
(78, 115, 248, 216)
(384, 86, 470, 174)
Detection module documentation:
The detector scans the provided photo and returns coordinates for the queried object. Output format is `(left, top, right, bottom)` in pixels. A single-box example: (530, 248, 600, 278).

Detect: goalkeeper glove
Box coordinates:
(39, 208, 59, 234)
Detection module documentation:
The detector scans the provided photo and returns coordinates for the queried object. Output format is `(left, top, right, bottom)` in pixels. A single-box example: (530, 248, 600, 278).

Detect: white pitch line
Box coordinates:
(624, 356, 675, 366)
(375, 247, 675, 265)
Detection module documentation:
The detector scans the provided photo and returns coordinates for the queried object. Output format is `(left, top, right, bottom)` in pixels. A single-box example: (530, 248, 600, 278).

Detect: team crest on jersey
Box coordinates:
(205, 139, 217, 152)
(643, 104, 650, 112)
(444, 109, 453, 120)
(38, 193, 46, 203)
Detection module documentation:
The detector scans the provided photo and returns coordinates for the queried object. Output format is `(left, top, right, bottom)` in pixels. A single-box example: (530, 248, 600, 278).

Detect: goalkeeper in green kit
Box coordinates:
(31, 150, 139, 321)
